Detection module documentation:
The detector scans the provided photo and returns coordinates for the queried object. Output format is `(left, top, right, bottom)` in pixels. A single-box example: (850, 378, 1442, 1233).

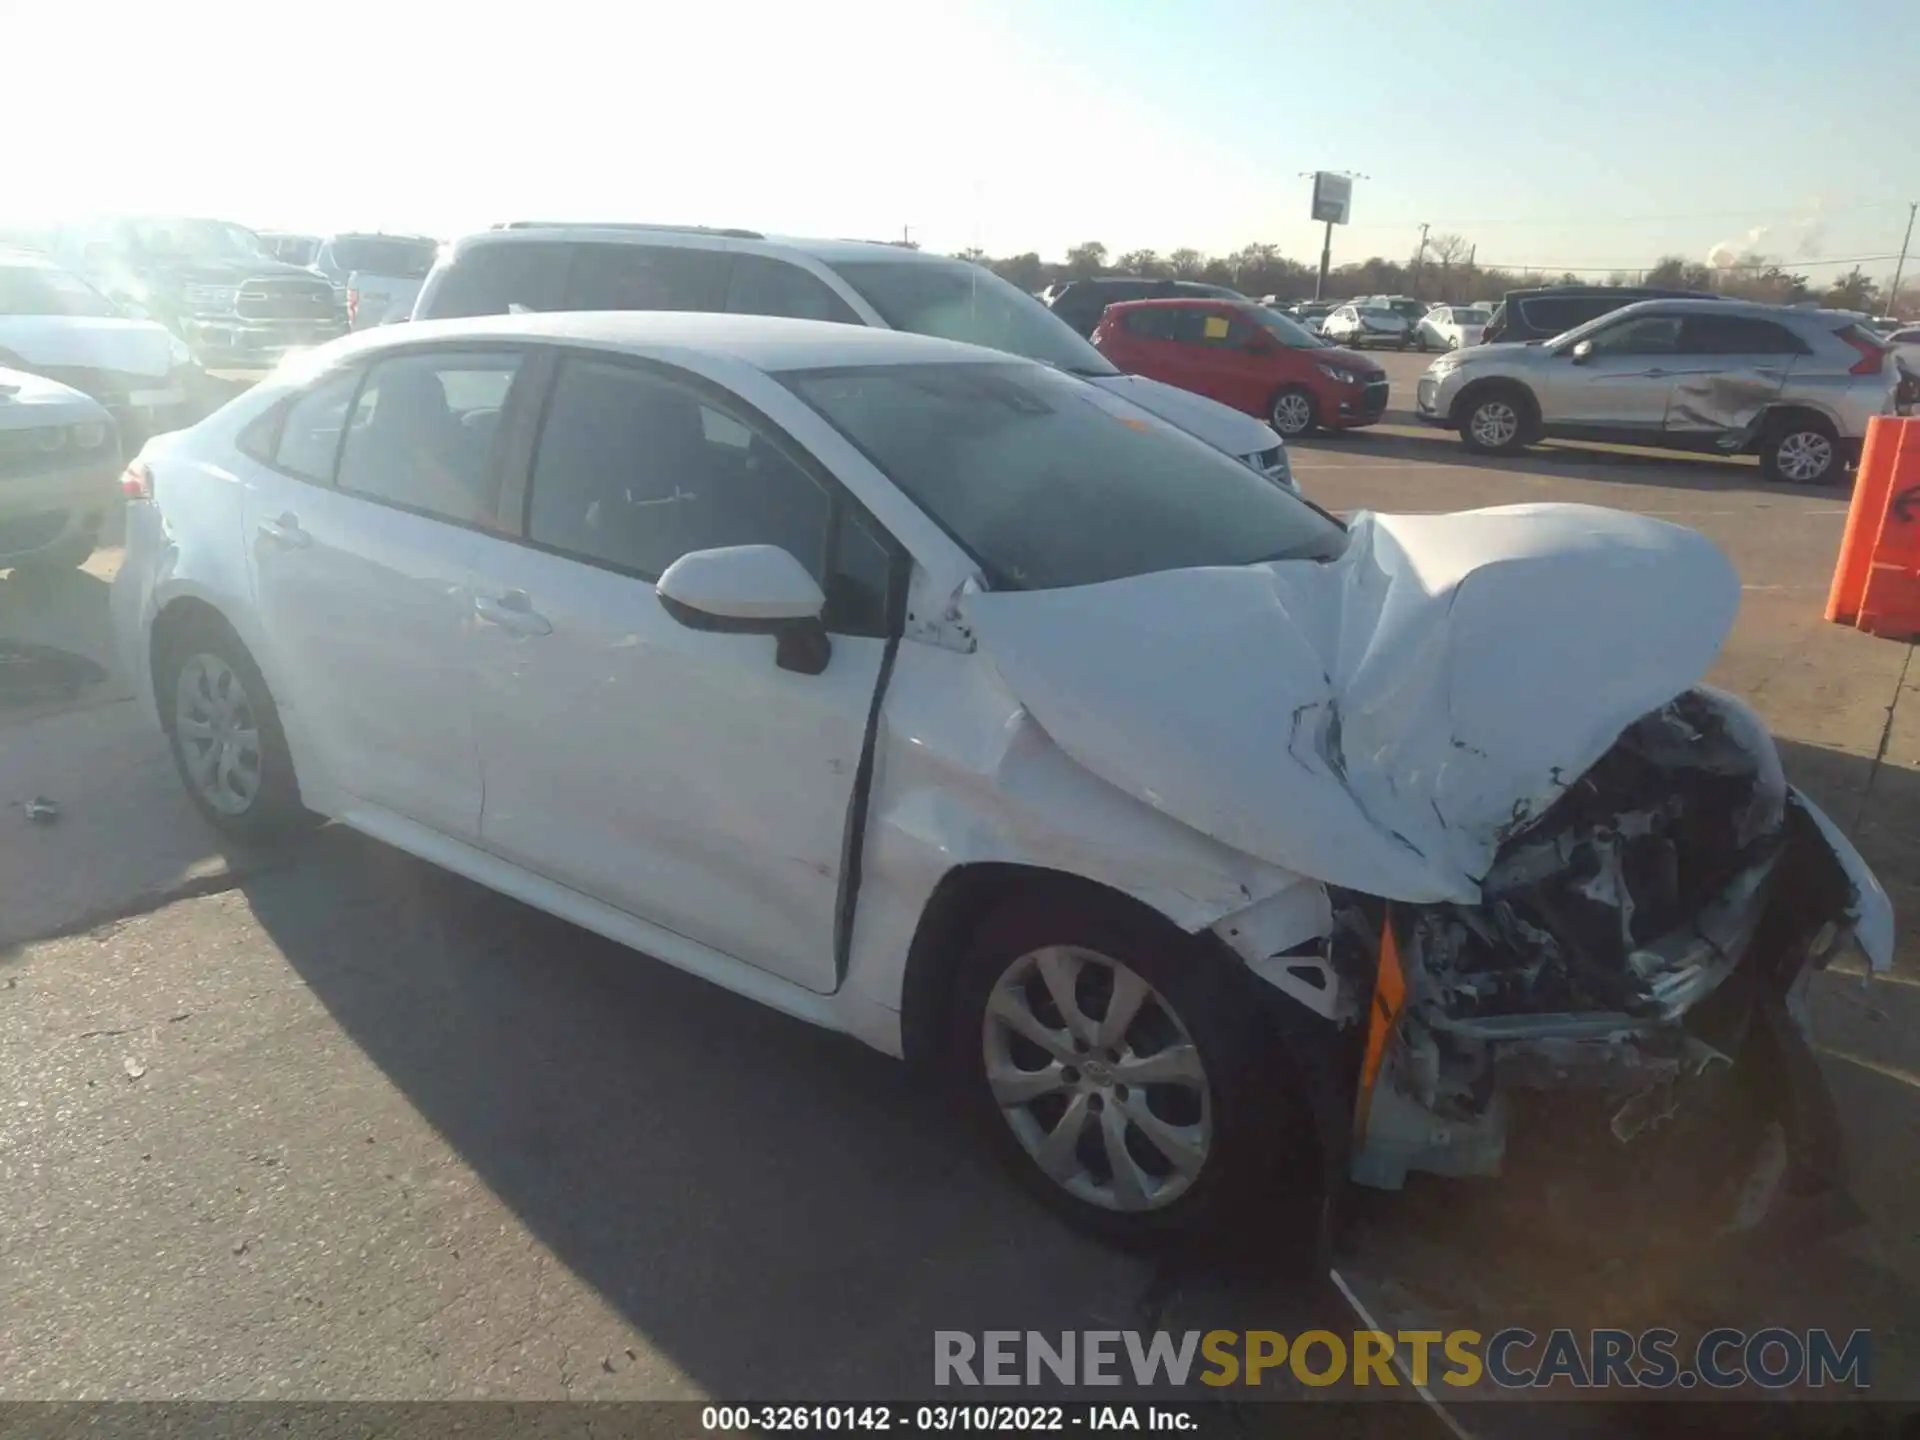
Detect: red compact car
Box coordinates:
(1093, 298, 1389, 439)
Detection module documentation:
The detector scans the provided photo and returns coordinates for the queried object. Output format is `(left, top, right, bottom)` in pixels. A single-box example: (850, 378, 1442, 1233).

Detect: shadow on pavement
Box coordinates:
(238, 827, 1345, 1402)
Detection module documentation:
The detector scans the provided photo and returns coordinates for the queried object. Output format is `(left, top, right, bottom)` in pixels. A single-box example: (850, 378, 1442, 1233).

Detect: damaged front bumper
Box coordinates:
(1252, 688, 1891, 1237)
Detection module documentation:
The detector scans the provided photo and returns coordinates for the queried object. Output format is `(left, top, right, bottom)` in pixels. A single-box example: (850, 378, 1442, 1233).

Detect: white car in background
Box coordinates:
(111, 312, 1890, 1247)
(0, 365, 119, 569)
(1415, 305, 1490, 351)
(1321, 303, 1412, 349)
(0, 249, 205, 449)
(1885, 324, 1920, 372)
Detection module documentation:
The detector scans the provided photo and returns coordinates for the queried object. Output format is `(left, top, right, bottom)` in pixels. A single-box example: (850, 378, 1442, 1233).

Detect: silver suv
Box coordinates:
(1415, 299, 1903, 484)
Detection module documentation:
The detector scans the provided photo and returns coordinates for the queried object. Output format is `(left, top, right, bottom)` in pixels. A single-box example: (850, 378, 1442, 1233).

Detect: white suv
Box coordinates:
(413, 224, 1295, 488)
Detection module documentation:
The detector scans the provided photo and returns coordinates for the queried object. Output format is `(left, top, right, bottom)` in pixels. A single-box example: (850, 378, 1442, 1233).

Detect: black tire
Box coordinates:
(1759, 414, 1842, 486)
(944, 890, 1316, 1251)
(1457, 384, 1534, 455)
(1268, 384, 1319, 438)
(156, 617, 314, 839)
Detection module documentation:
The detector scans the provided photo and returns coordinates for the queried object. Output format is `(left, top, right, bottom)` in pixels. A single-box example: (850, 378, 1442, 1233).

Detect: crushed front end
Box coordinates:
(1340, 686, 1890, 1239)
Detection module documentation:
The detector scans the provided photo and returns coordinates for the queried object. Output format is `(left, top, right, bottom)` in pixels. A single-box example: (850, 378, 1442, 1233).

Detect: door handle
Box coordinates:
(474, 590, 552, 636)
(257, 513, 310, 549)
(1645, 368, 1670, 378)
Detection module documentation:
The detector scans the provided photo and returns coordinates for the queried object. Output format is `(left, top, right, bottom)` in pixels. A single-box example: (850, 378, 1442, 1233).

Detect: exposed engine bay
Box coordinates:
(1343, 687, 1875, 1235)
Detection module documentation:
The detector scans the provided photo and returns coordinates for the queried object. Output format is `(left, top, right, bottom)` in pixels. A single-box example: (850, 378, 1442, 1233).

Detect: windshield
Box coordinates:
(1357, 306, 1397, 321)
(330, 237, 438, 279)
(127, 219, 269, 263)
(822, 257, 1119, 377)
(1250, 306, 1326, 348)
(0, 264, 121, 318)
(1451, 307, 1490, 324)
(783, 361, 1344, 591)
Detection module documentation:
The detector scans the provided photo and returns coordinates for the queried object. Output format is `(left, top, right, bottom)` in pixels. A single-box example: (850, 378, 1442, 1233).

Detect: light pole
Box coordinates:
(1411, 222, 1431, 299)
(1890, 201, 1917, 317)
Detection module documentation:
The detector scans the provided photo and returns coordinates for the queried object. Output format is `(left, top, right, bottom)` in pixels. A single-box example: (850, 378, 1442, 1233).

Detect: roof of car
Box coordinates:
(337, 309, 1019, 372)
(1603, 297, 1861, 323)
(457, 225, 956, 268)
(1103, 296, 1251, 310)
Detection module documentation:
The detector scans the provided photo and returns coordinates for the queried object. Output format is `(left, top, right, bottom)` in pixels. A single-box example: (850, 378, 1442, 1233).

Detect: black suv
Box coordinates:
(1481, 286, 1719, 345)
(1042, 277, 1249, 337)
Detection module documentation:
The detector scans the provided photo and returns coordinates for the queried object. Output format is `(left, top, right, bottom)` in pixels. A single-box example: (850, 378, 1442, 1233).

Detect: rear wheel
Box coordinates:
(1269, 385, 1318, 438)
(1458, 386, 1533, 455)
(158, 621, 312, 838)
(1760, 416, 1841, 485)
(946, 892, 1315, 1250)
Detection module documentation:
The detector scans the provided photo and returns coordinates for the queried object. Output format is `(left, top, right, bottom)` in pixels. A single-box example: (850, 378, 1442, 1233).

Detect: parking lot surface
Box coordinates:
(1, 353, 1915, 1411)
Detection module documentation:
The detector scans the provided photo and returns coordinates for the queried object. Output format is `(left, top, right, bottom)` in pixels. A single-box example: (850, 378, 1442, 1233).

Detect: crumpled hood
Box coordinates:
(1085, 371, 1282, 458)
(963, 503, 1739, 905)
(0, 317, 182, 379)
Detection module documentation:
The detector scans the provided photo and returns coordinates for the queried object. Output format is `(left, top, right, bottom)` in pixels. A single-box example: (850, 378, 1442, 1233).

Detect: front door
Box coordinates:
(467, 353, 899, 993)
(1543, 312, 1685, 432)
(240, 347, 527, 838)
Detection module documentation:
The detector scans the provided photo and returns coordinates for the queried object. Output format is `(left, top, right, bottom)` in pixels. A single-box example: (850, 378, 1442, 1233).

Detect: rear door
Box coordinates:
(1097, 304, 1179, 377)
(1660, 313, 1802, 441)
(241, 347, 529, 839)
(1168, 305, 1262, 410)
(465, 351, 900, 993)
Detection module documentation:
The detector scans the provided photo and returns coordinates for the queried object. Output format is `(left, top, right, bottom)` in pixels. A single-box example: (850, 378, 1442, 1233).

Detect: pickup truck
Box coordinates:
(49, 217, 346, 374)
(311, 233, 439, 331)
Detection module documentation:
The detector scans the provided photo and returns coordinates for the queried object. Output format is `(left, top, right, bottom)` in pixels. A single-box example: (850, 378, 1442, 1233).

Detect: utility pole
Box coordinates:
(1410, 222, 1431, 299)
(1890, 201, 1917, 317)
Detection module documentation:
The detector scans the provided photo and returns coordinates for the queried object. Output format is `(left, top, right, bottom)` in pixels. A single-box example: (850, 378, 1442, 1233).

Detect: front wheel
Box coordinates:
(946, 893, 1315, 1250)
(1269, 385, 1318, 438)
(1459, 389, 1532, 455)
(1760, 417, 1841, 485)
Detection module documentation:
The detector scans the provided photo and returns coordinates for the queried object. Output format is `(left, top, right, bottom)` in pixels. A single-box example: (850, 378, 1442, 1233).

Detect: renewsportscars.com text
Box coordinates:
(934, 1328, 1871, 1391)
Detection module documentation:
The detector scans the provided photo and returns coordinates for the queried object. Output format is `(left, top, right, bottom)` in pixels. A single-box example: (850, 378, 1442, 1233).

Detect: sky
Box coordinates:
(6, 0, 1917, 283)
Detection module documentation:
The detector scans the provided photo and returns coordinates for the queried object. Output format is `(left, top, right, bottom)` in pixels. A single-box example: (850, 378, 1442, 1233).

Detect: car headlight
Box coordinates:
(183, 284, 238, 311)
(31, 426, 66, 453)
(1317, 363, 1356, 384)
(70, 421, 110, 450)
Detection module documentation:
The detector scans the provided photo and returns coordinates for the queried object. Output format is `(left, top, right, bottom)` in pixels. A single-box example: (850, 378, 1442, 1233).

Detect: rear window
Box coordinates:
(330, 238, 438, 279)
(564, 243, 732, 312)
(420, 241, 569, 319)
(1119, 306, 1178, 340)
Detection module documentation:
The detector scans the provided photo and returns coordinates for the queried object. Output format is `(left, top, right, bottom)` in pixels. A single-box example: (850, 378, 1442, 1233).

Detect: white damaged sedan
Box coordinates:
(112, 313, 1892, 1248)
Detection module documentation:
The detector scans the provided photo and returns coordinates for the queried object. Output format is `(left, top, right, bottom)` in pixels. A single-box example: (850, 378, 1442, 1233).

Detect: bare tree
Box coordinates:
(1064, 241, 1109, 278)
(1114, 249, 1168, 277)
(1167, 248, 1206, 278)
(1428, 233, 1470, 268)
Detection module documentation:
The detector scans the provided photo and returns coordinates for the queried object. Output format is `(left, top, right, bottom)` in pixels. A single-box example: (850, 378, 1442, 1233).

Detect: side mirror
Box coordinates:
(1570, 339, 1595, 364)
(657, 544, 832, 675)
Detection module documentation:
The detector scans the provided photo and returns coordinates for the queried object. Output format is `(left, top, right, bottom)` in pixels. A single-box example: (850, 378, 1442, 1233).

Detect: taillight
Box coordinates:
(1841, 327, 1887, 376)
(346, 288, 359, 324)
(121, 460, 153, 500)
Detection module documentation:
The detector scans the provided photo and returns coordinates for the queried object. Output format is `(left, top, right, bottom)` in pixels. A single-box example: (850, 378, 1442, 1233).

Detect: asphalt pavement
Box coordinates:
(2, 362, 1916, 1418)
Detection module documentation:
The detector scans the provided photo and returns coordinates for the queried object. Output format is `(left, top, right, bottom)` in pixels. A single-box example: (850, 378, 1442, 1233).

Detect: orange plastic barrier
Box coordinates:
(1829, 416, 1920, 641)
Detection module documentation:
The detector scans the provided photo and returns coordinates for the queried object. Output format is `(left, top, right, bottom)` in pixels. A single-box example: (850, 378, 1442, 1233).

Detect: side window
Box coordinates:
(1121, 307, 1177, 340)
(271, 369, 363, 482)
(422, 242, 569, 319)
(726, 255, 860, 324)
(564, 244, 732, 312)
(334, 351, 522, 526)
(1172, 308, 1242, 346)
(237, 404, 284, 464)
(1588, 315, 1683, 356)
(1681, 315, 1809, 355)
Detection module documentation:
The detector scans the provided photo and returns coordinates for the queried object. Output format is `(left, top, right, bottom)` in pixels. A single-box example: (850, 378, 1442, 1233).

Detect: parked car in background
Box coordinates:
(0, 249, 206, 449)
(112, 310, 1892, 1246)
(413, 225, 1290, 486)
(311, 233, 440, 330)
(1321, 303, 1412, 349)
(1094, 297, 1387, 439)
(259, 232, 321, 267)
(1358, 295, 1428, 330)
(1884, 323, 1920, 369)
(1414, 305, 1490, 352)
(1283, 300, 1335, 336)
(1416, 299, 1900, 483)
(0, 365, 118, 569)
(49, 217, 346, 372)
(1041, 277, 1249, 337)
(1479, 286, 1717, 346)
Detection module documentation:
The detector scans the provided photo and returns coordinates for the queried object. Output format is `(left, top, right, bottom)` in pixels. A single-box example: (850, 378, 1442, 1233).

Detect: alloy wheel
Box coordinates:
(1470, 400, 1520, 449)
(1776, 430, 1834, 483)
(1271, 391, 1314, 436)
(173, 652, 264, 815)
(982, 945, 1212, 1213)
